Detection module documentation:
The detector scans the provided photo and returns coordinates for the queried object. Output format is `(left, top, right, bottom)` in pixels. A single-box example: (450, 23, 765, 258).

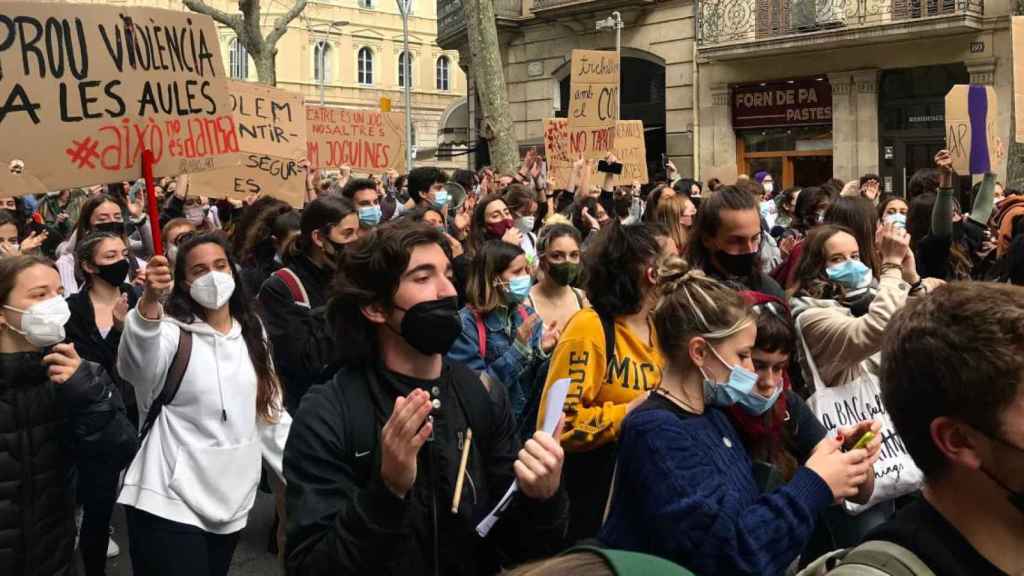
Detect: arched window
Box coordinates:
(436, 56, 450, 91)
(314, 41, 332, 82)
(358, 47, 374, 85)
(398, 52, 413, 88)
(229, 38, 248, 79)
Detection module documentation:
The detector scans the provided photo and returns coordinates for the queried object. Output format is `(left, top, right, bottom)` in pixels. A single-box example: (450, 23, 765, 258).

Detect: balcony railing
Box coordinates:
(437, 0, 522, 41)
(697, 0, 983, 47)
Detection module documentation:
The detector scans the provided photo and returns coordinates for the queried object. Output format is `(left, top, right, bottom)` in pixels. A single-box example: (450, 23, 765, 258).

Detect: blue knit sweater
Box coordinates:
(599, 395, 834, 576)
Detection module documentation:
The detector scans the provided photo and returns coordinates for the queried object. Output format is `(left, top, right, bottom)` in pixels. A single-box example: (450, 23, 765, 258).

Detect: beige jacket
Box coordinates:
(792, 268, 911, 388)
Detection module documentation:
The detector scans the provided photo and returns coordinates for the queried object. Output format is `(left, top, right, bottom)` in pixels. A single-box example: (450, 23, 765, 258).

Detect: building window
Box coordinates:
(358, 47, 374, 85)
(229, 38, 248, 79)
(314, 42, 332, 83)
(398, 52, 413, 88)
(358, 0, 374, 8)
(436, 56, 450, 91)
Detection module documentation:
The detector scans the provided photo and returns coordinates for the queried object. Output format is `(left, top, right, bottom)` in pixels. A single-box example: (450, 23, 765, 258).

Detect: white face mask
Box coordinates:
(763, 182, 774, 194)
(189, 270, 235, 310)
(4, 296, 71, 347)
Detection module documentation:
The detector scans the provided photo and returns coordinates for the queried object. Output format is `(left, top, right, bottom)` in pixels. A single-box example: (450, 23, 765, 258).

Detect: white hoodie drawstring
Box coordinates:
(213, 335, 228, 422)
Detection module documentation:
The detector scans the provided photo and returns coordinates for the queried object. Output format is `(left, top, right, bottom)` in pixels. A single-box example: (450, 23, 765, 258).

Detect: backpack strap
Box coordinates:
(274, 268, 310, 308)
(832, 541, 936, 576)
(139, 330, 192, 441)
(597, 312, 616, 372)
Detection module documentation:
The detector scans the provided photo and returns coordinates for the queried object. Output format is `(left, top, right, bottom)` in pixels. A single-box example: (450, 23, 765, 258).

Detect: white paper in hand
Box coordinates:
(476, 378, 571, 537)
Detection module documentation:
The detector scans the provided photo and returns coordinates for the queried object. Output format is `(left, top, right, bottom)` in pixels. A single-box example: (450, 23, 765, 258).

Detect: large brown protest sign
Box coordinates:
(306, 106, 406, 173)
(568, 50, 619, 160)
(1014, 17, 1024, 143)
(0, 170, 48, 199)
(544, 118, 647, 187)
(229, 80, 306, 159)
(189, 153, 305, 208)
(945, 85, 1002, 175)
(0, 3, 239, 190)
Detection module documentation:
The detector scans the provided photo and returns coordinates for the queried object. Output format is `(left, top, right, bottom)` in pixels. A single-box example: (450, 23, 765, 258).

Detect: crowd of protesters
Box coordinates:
(0, 148, 1020, 576)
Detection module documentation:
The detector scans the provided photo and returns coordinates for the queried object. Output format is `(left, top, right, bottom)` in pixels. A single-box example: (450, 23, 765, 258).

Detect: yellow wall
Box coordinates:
(66, 0, 467, 167)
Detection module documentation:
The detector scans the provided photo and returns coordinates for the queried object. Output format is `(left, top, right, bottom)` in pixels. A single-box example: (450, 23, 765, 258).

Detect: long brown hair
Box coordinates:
(165, 232, 281, 422)
(825, 197, 879, 276)
(465, 240, 525, 314)
(788, 224, 858, 299)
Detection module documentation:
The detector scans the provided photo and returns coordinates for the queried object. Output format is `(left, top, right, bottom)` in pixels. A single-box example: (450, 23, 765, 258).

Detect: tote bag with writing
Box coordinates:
(795, 313, 923, 514)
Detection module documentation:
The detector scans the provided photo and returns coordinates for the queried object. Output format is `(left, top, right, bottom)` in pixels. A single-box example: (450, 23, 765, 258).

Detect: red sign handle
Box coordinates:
(142, 148, 163, 256)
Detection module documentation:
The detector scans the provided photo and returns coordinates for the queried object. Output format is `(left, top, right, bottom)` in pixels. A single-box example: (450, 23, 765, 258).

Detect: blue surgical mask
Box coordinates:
(701, 345, 764, 411)
(358, 205, 382, 226)
(433, 190, 450, 208)
(827, 259, 872, 291)
(503, 275, 533, 304)
(883, 213, 907, 229)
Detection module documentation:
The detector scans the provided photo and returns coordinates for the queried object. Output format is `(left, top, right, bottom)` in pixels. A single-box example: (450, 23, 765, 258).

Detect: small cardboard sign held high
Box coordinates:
(0, 3, 240, 190)
(945, 85, 1001, 175)
(544, 118, 647, 187)
(568, 50, 620, 160)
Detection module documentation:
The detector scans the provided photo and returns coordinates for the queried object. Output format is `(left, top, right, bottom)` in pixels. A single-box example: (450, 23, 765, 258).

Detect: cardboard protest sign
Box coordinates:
(189, 153, 305, 208)
(543, 118, 647, 187)
(945, 85, 1002, 175)
(568, 50, 620, 160)
(1014, 17, 1024, 143)
(0, 170, 48, 199)
(189, 81, 307, 207)
(229, 80, 306, 160)
(306, 106, 406, 173)
(0, 3, 240, 191)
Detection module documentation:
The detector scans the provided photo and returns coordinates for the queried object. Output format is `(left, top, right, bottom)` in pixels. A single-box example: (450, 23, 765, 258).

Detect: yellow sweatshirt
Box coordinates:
(537, 308, 663, 452)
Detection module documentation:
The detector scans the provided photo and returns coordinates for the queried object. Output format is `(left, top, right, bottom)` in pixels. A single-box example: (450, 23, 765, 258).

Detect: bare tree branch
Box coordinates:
(239, 0, 265, 50)
(266, 0, 308, 47)
(182, 0, 244, 33)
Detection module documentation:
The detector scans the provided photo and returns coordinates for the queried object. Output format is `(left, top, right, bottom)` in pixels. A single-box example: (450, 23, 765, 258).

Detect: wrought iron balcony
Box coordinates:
(697, 0, 984, 49)
(437, 0, 523, 44)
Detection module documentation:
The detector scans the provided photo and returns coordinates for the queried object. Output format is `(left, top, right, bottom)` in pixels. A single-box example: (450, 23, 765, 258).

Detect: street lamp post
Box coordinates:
(595, 11, 624, 116)
(317, 20, 349, 106)
(397, 0, 414, 170)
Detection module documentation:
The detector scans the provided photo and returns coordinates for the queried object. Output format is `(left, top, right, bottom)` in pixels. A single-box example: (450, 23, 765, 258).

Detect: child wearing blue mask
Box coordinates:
(600, 257, 879, 576)
(448, 240, 558, 427)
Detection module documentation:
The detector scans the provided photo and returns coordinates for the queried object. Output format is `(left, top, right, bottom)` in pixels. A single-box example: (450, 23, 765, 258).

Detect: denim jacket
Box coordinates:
(448, 304, 544, 419)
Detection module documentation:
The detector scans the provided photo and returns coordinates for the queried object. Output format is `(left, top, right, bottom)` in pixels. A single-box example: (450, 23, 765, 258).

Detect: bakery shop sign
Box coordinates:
(732, 78, 832, 129)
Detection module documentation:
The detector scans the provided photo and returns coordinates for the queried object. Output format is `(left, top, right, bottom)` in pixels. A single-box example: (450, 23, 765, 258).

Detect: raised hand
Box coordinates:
(516, 313, 542, 347)
(502, 226, 523, 247)
(139, 255, 172, 320)
(540, 320, 560, 353)
(112, 293, 129, 331)
(515, 415, 565, 501)
(379, 389, 433, 498)
(43, 343, 82, 385)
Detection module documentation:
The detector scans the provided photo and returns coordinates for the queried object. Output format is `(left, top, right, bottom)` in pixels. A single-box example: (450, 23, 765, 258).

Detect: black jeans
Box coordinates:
(125, 507, 241, 576)
(77, 461, 120, 576)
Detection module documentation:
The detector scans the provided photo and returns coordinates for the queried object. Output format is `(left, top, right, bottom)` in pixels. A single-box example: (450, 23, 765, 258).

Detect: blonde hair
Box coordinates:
(501, 552, 612, 576)
(653, 257, 754, 366)
(652, 195, 694, 253)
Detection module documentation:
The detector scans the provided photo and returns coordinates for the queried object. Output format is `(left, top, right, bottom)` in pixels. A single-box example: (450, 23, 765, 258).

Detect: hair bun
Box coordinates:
(657, 257, 708, 295)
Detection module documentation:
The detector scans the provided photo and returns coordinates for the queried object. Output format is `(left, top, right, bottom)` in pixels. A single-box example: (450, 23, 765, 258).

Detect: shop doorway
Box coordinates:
(737, 126, 833, 188)
(878, 64, 968, 197)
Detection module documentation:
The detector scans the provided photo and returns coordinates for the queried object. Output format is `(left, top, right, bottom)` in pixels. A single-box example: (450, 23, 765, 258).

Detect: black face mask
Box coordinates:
(94, 221, 125, 236)
(981, 434, 1024, 515)
(714, 250, 756, 278)
(94, 259, 131, 287)
(393, 297, 462, 355)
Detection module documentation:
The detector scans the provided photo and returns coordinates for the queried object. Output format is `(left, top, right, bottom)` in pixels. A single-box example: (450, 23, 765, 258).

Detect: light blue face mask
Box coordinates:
(701, 344, 774, 414)
(883, 213, 907, 229)
(826, 259, 872, 291)
(358, 205, 382, 226)
(433, 190, 450, 208)
(503, 275, 533, 304)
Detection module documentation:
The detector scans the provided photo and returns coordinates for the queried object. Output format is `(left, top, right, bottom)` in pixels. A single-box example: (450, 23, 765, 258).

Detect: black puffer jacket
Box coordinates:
(0, 352, 136, 576)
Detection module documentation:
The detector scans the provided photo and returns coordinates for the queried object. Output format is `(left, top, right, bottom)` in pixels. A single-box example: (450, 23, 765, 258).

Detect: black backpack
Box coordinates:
(138, 331, 193, 442)
(339, 361, 495, 486)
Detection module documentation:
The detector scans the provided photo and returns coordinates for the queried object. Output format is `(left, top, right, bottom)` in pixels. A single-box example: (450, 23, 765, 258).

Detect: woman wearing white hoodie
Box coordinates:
(116, 232, 289, 576)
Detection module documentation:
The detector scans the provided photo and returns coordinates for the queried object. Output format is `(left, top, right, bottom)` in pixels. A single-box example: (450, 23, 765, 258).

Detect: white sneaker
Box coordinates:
(106, 528, 120, 559)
